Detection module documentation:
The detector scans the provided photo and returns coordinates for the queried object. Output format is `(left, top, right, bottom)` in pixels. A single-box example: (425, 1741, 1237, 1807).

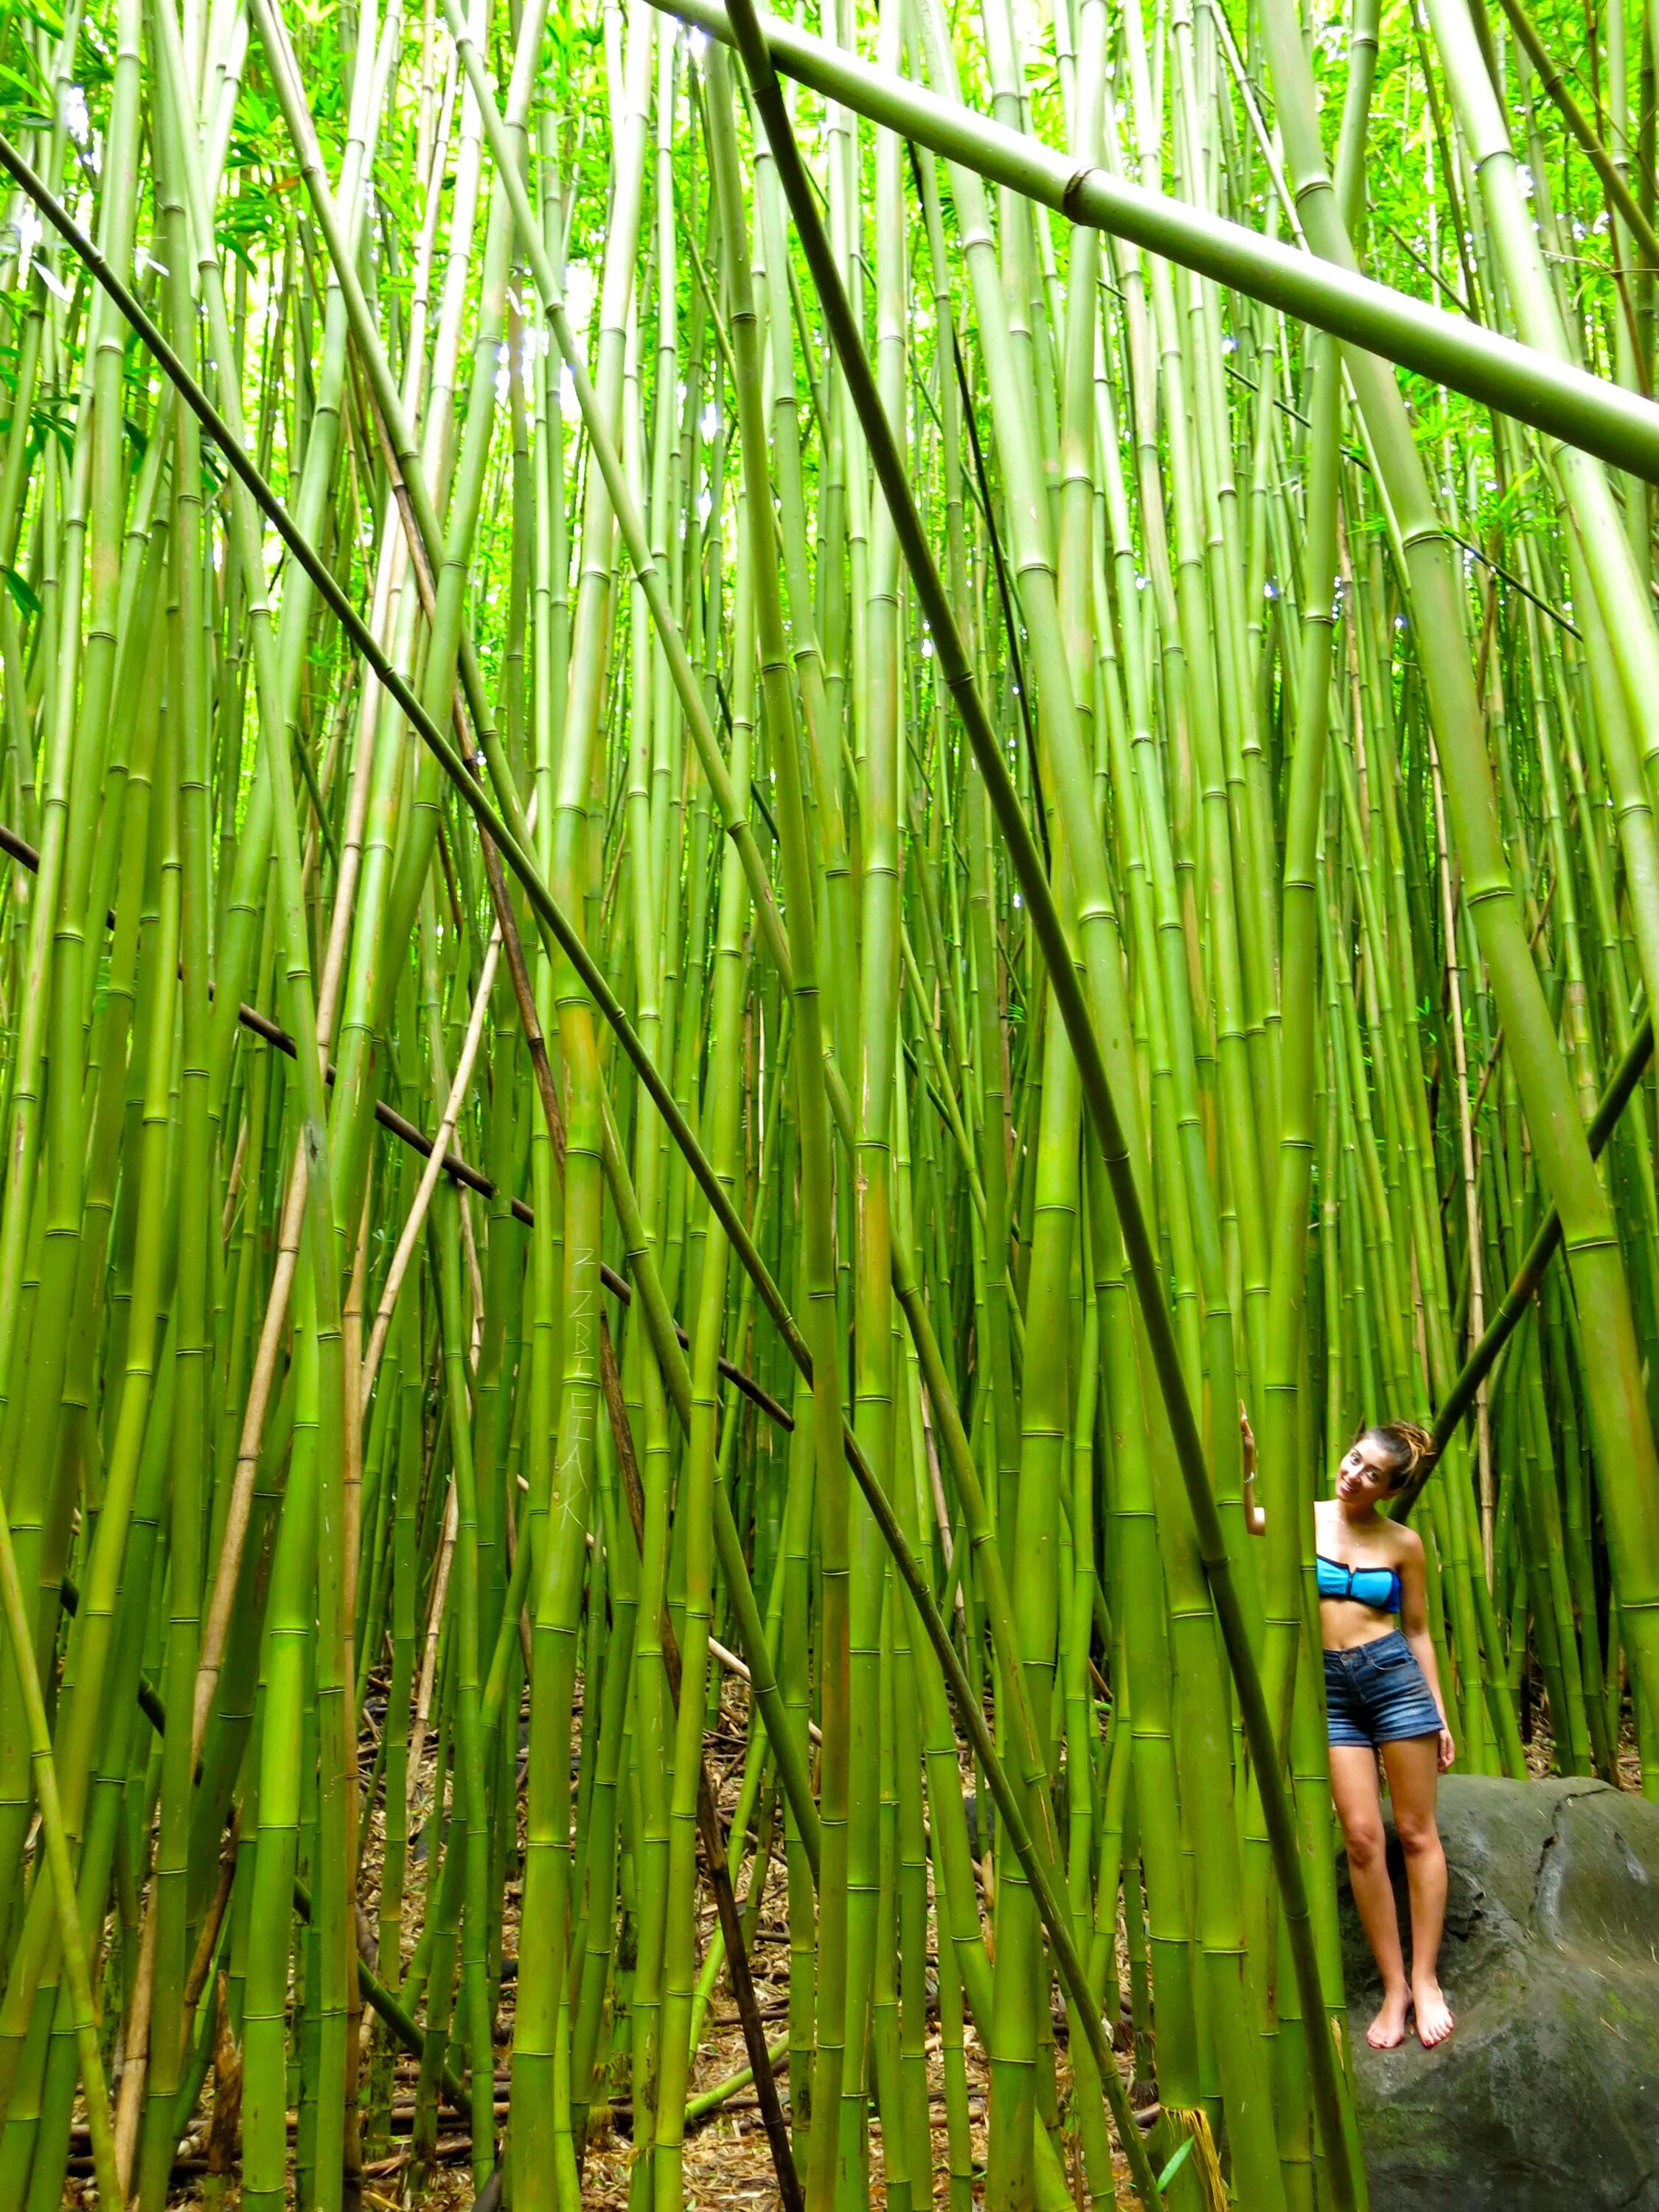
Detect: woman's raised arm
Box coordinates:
(1239, 1403, 1266, 1537)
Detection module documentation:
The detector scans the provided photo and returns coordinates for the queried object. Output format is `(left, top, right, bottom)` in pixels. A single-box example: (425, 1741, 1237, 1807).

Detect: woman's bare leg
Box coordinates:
(1329, 1745, 1411, 2048)
(1381, 1734, 1453, 2046)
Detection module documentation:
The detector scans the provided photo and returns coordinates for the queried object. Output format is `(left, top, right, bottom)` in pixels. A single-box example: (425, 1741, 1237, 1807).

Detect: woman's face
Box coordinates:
(1335, 1435, 1397, 1508)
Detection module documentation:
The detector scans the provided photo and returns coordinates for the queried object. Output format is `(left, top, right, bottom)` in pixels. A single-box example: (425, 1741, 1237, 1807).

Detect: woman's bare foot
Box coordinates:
(1368, 1986, 1411, 2049)
(1413, 1979, 1454, 2048)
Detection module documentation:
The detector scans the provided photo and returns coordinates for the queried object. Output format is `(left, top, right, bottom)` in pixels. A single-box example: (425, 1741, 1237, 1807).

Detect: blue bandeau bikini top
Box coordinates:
(1316, 1554, 1402, 1615)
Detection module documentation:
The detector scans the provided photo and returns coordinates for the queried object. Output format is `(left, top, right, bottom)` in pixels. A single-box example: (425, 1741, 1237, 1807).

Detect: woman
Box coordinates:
(1242, 1412, 1456, 2051)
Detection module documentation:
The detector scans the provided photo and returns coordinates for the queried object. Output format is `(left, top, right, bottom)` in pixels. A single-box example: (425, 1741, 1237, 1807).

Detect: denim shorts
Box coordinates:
(1324, 1630, 1443, 1747)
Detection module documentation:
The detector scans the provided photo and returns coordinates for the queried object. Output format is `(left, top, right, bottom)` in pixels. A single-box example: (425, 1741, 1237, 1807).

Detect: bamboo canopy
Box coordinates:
(0, 0, 1652, 2205)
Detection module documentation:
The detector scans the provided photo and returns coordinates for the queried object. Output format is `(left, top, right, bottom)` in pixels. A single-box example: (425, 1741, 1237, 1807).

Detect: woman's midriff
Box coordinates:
(1319, 1594, 1402, 1653)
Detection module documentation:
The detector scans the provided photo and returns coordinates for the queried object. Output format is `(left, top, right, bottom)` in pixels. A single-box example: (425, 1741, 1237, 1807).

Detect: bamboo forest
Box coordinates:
(4, 0, 1659, 2198)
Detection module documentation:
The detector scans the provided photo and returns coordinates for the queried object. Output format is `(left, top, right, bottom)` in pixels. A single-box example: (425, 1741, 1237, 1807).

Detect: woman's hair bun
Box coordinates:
(1366, 1419, 1436, 1486)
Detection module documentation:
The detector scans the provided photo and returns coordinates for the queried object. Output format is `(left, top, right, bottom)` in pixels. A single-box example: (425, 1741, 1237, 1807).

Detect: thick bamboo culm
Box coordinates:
(0, 0, 1653, 2207)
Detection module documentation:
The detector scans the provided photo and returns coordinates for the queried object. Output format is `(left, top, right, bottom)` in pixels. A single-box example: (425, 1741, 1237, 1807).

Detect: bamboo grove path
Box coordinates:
(0, 0, 1653, 2204)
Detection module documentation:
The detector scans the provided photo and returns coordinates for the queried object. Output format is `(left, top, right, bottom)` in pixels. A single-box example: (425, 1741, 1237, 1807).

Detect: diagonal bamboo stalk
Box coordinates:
(717, 4, 1356, 2202)
(652, 0, 1659, 483)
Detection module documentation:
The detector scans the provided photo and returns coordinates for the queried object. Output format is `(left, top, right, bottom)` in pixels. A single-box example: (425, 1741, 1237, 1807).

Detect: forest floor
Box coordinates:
(364, 1670, 1144, 2209)
(78, 1660, 1641, 2211)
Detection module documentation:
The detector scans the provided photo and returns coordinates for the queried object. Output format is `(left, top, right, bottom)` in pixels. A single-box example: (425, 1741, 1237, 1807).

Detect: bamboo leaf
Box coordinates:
(1156, 2138, 1197, 2195)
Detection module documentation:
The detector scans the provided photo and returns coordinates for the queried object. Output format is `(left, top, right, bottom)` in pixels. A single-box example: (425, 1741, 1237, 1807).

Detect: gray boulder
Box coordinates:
(1339, 1774, 1659, 2211)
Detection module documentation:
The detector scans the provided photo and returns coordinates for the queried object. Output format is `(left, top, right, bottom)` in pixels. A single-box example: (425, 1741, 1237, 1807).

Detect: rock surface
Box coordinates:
(1340, 1773, 1659, 2211)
